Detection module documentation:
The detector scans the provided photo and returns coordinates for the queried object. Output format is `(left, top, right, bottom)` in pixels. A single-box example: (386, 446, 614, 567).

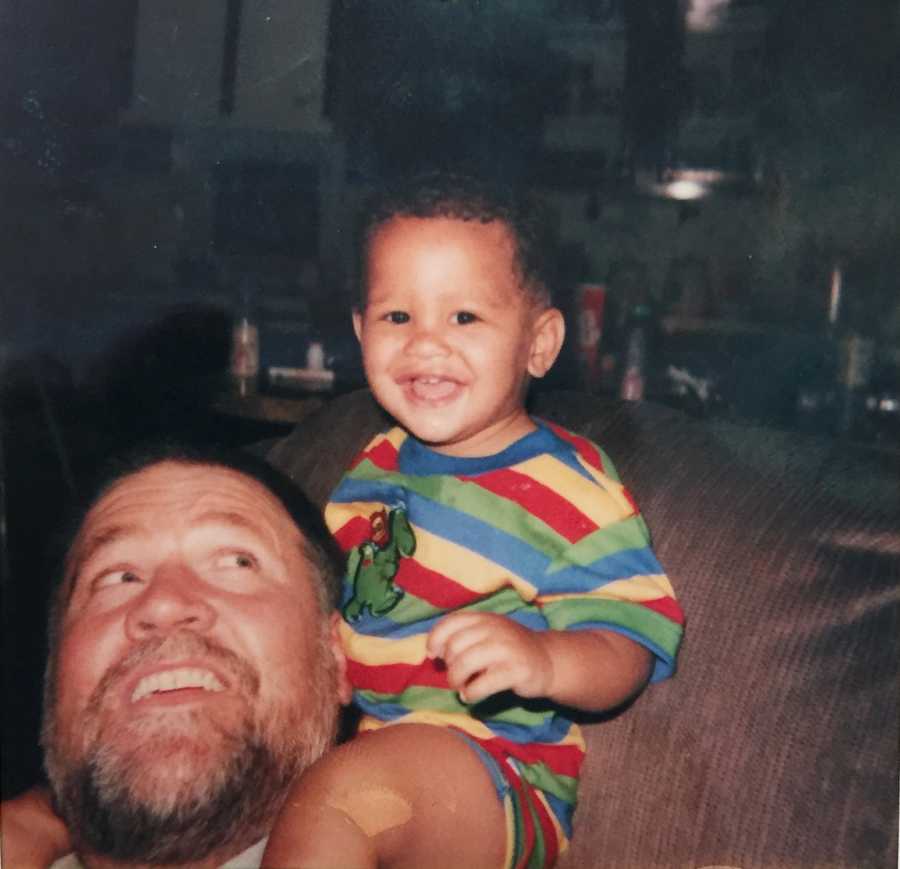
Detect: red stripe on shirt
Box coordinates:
(509, 770, 537, 869)
(541, 420, 605, 472)
(394, 558, 484, 609)
(621, 486, 640, 515)
(482, 734, 585, 780)
(333, 515, 374, 551)
(352, 437, 400, 472)
(641, 595, 686, 626)
(346, 658, 450, 694)
(530, 785, 560, 867)
(462, 469, 598, 543)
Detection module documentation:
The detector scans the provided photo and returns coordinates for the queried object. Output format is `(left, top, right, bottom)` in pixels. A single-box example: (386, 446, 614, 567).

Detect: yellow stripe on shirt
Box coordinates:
(384, 427, 408, 451)
(339, 620, 428, 665)
(411, 523, 539, 601)
(534, 786, 569, 855)
(538, 573, 676, 604)
(572, 456, 640, 518)
(325, 500, 389, 532)
(513, 454, 633, 529)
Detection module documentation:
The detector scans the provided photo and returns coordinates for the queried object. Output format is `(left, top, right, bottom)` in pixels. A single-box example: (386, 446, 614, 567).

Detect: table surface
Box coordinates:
(211, 388, 328, 424)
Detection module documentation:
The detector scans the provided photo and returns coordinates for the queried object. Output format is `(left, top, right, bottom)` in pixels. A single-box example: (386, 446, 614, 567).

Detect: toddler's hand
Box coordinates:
(426, 612, 554, 704)
(0, 786, 71, 869)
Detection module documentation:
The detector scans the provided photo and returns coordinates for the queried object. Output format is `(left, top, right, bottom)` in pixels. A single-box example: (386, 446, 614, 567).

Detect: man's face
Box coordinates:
(354, 216, 563, 457)
(43, 461, 350, 863)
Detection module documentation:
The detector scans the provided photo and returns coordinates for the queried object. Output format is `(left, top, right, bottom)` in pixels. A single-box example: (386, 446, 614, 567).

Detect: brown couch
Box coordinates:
(266, 388, 899, 869)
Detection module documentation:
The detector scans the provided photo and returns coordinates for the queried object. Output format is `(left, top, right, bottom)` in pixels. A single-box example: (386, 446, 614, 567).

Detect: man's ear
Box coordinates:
(329, 611, 353, 706)
(527, 307, 566, 378)
(351, 308, 363, 344)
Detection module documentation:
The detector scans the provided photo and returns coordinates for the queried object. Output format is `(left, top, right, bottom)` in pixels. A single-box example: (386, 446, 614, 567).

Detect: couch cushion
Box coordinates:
(267, 389, 899, 869)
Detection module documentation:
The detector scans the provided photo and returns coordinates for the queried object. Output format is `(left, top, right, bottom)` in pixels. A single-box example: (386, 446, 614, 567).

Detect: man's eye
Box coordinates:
(385, 311, 409, 324)
(214, 552, 258, 570)
(93, 569, 142, 590)
(454, 311, 478, 325)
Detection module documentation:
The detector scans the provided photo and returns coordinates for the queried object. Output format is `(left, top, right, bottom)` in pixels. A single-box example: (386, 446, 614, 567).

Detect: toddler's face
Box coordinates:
(354, 216, 562, 457)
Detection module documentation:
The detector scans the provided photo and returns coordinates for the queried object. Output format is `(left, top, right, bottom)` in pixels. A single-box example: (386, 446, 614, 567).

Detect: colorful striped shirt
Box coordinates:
(325, 420, 684, 854)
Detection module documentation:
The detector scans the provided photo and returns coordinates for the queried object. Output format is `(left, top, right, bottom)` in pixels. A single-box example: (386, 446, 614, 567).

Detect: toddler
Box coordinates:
(263, 173, 684, 869)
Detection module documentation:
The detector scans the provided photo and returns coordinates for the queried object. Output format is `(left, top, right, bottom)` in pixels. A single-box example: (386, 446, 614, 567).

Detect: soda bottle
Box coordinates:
(619, 301, 655, 401)
(230, 283, 260, 397)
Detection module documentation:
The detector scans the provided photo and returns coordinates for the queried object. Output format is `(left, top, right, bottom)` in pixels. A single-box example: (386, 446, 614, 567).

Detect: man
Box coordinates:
(2, 446, 351, 868)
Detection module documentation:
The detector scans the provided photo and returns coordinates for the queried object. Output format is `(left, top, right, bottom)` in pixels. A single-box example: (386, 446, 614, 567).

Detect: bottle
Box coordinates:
(796, 266, 843, 434)
(619, 301, 655, 401)
(230, 284, 260, 397)
(827, 263, 875, 438)
(576, 283, 607, 392)
(306, 340, 325, 372)
(836, 331, 875, 438)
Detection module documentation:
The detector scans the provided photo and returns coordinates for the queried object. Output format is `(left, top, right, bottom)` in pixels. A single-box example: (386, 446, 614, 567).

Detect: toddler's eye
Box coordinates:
(454, 311, 478, 325)
(385, 311, 410, 324)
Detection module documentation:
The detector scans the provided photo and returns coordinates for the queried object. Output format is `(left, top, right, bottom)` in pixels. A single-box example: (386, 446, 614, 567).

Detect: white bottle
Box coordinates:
(306, 340, 325, 371)
(230, 290, 260, 396)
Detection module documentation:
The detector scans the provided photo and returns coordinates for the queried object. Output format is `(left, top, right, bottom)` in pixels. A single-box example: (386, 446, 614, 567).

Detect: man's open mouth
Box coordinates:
(131, 668, 226, 703)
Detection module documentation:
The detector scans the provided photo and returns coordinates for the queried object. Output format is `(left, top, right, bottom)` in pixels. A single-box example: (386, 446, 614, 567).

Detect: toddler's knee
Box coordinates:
(325, 783, 414, 839)
(289, 743, 415, 841)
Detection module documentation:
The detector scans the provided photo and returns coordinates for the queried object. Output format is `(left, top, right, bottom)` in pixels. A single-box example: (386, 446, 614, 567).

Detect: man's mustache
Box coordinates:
(88, 630, 260, 714)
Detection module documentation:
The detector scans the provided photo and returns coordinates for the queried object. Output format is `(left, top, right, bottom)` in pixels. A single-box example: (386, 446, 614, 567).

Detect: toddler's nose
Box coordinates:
(406, 324, 451, 357)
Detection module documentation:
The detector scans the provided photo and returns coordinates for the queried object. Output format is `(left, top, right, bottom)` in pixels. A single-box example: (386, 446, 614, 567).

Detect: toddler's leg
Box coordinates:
(262, 723, 508, 869)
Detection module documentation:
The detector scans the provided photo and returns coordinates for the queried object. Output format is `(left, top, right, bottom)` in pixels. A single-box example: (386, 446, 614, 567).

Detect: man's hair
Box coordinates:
(356, 170, 556, 308)
(45, 441, 343, 658)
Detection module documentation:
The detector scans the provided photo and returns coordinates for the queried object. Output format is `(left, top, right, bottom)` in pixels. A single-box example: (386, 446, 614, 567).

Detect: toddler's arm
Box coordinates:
(1, 786, 71, 869)
(427, 612, 652, 712)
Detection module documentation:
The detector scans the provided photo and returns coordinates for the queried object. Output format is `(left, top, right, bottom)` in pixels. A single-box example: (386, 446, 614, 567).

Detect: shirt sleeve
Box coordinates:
(533, 449, 684, 683)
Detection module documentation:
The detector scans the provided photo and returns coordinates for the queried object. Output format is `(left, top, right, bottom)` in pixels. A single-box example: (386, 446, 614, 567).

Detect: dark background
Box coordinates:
(2, 0, 899, 797)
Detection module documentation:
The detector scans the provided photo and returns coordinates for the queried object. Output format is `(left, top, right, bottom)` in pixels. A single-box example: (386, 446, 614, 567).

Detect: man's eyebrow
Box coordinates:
(68, 511, 277, 584)
(193, 509, 290, 558)
(192, 510, 268, 536)
(65, 524, 141, 599)
(73, 524, 140, 570)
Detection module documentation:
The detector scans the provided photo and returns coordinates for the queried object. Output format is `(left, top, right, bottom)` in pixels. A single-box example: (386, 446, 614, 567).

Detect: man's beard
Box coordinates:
(42, 629, 338, 865)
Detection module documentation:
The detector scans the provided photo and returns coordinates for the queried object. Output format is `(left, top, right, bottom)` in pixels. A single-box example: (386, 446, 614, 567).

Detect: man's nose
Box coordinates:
(124, 562, 216, 641)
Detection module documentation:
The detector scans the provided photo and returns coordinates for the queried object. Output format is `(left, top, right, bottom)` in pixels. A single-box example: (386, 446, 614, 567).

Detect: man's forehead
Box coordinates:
(77, 462, 299, 547)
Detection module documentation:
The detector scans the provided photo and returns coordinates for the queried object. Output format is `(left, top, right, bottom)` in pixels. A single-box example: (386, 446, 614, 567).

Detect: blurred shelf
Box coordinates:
(661, 315, 805, 337)
(211, 389, 327, 424)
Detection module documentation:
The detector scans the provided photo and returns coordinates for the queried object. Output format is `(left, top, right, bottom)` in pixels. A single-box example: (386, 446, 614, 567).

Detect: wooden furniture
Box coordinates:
(211, 389, 327, 425)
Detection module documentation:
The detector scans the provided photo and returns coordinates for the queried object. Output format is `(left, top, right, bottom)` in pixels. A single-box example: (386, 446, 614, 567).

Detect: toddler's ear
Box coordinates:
(352, 308, 363, 343)
(527, 307, 565, 378)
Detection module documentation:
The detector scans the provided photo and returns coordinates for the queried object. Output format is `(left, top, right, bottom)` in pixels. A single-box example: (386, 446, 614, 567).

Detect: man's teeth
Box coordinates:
(131, 668, 225, 703)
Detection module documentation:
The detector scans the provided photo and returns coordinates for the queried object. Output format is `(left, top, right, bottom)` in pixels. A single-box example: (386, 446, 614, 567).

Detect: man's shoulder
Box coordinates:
(220, 838, 267, 868)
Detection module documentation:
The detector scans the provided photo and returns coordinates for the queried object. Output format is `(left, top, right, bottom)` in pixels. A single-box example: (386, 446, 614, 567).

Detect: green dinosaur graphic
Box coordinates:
(343, 507, 416, 621)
